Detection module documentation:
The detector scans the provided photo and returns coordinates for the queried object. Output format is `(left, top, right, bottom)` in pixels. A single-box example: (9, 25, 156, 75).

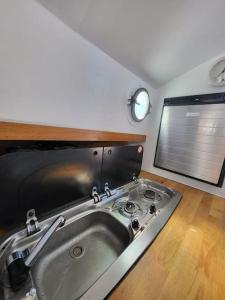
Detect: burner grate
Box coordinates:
(143, 189, 162, 202)
(113, 199, 147, 219)
(144, 190, 156, 199)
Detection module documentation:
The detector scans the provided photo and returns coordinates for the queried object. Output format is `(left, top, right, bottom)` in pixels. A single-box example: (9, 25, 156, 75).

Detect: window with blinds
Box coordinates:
(154, 93, 225, 187)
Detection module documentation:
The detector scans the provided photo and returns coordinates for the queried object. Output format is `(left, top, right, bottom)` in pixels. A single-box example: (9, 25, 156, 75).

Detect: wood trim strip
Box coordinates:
(0, 122, 146, 142)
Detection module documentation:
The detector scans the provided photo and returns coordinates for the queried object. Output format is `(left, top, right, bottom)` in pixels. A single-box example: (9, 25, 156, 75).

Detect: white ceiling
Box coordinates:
(37, 0, 225, 87)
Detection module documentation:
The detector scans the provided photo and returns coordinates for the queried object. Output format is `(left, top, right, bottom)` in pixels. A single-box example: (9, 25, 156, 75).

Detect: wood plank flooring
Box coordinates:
(109, 171, 225, 300)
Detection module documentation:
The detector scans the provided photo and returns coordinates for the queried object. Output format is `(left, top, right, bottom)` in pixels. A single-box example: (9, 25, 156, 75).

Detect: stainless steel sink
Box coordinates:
(31, 211, 132, 300)
(0, 178, 181, 300)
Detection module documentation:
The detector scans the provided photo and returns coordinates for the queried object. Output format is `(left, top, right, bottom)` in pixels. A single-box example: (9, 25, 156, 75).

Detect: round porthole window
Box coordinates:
(129, 88, 151, 122)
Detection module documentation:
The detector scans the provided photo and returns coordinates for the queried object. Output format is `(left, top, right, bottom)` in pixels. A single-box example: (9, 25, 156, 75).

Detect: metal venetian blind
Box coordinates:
(154, 94, 225, 186)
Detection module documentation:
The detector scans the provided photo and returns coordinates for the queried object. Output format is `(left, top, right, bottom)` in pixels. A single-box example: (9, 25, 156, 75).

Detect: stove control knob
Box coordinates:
(149, 204, 156, 214)
(131, 219, 140, 230)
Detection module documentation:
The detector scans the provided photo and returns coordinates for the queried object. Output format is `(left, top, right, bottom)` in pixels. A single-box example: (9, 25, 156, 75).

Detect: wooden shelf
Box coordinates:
(0, 122, 146, 142)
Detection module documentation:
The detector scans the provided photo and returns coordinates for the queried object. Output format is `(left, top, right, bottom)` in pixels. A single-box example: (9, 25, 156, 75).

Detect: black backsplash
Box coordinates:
(101, 145, 143, 191)
(0, 142, 143, 231)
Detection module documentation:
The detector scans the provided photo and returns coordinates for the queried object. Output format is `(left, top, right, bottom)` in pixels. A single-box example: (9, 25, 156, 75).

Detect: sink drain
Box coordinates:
(69, 246, 84, 259)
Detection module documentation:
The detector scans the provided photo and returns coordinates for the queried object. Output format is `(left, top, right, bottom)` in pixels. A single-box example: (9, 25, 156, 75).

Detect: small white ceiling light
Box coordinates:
(128, 88, 151, 122)
(209, 57, 225, 86)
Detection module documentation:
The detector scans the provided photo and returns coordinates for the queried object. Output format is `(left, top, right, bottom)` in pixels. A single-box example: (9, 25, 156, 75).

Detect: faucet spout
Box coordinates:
(7, 215, 65, 291)
(25, 215, 65, 267)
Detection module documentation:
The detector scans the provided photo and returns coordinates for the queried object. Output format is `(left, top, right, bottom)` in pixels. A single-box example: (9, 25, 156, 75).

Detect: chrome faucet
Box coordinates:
(25, 215, 65, 267)
(7, 215, 66, 291)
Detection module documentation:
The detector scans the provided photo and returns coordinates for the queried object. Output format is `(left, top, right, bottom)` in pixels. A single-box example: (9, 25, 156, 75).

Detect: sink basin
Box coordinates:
(31, 211, 132, 300)
(0, 178, 181, 300)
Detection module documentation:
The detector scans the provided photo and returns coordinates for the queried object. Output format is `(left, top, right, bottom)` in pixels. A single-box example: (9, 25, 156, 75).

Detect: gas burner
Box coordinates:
(143, 189, 162, 202)
(120, 201, 141, 217)
(113, 199, 147, 219)
(124, 201, 136, 214)
(144, 190, 156, 199)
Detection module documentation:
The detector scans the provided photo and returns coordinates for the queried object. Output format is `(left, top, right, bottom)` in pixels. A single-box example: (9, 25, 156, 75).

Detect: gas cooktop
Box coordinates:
(105, 178, 177, 233)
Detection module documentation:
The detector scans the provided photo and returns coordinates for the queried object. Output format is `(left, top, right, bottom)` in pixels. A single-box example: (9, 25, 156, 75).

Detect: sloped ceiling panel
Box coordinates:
(37, 0, 225, 87)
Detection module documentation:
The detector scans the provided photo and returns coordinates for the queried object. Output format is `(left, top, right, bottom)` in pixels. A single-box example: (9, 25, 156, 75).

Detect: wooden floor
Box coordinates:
(109, 171, 225, 300)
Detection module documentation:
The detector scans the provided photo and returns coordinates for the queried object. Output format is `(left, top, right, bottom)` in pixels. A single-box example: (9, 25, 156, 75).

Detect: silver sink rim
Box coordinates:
(0, 178, 182, 300)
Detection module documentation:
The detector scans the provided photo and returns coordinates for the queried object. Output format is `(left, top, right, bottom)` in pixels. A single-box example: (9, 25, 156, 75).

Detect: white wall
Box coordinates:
(145, 53, 225, 197)
(0, 0, 157, 140)
(2, 0, 224, 197)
